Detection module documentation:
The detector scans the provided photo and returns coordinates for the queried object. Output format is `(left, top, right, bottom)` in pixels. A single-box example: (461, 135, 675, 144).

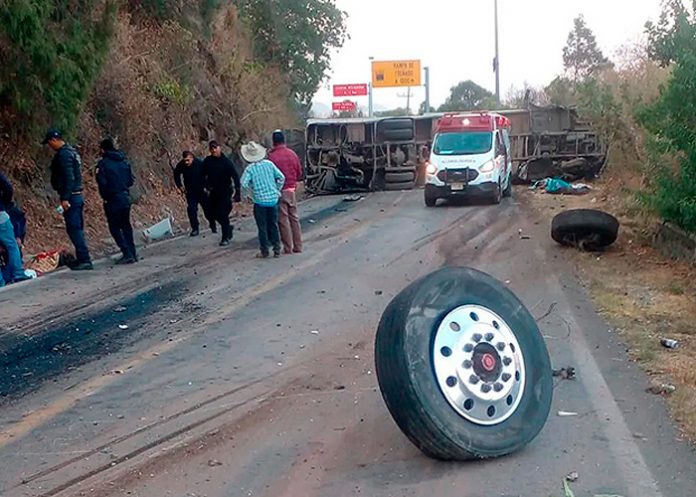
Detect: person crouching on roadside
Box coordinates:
(96, 138, 137, 264)
(0, 171, 30, 286)
(240, 141, 285, 259)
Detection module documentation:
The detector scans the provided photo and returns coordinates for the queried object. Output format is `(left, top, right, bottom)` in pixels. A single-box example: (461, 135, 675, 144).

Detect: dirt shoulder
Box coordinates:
(521, 182, 696, 444)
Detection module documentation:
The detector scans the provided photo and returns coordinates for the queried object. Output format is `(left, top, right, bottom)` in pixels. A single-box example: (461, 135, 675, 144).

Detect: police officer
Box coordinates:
(201, 141, 241, 246)
(174, 151, 216, 237)
(43, 128, 93, 270)
(96, 138, 137, 264)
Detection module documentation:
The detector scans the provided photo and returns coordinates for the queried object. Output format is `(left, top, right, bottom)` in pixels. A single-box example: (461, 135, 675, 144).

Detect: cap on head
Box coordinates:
(272, 130, 285, 146)
(208, 140, 220, 150)
(41, 128, 62, 145)
(100, 138, 116, 152)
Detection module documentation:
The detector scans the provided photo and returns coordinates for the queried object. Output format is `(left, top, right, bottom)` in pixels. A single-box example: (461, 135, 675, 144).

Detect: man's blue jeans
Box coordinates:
(0, 211, 25, 286)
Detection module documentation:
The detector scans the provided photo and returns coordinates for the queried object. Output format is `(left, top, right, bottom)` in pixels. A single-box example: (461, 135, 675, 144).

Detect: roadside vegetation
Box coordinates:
(0, 0, 346, 255)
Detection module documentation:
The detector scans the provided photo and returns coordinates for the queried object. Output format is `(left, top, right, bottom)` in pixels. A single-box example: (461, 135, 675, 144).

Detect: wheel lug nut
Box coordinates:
(502, 373, 512, 382)
(469, 375, 480, 385)
(503, 357, 512, 366)
(472, 333, 482, 343)
(481, 383, 492, 393)
(462, 360, 473, 369)
(485, 332, 494, 342)
(494, 383, 504, 392)
(464, 343, 474, 353)
(496, 342, 506, 351)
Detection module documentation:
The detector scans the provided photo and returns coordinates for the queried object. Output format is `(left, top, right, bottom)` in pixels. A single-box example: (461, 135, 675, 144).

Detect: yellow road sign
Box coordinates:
(372, 60, 422, 88)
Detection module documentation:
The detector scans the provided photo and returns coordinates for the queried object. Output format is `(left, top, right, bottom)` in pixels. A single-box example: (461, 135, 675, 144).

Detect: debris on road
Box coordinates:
(118, 324, 129, 330)
(374, 290, 383, 296)
(112, 370, 125, 375)
(113, 306, 127, 313)
(557, 410, 579, 417)
(553, 367, 577, 380)
(207, 459, 223, 467)
(310, 330, 319, 335)
(563, 479, 576, 497)
(647, 383, 676, 395)
(308, 219, 317, 224)
(566, 471, 579, 482)
(142, 217, 173, 242)
(660, 338, 679, 349)
(344, 194, 364, 202)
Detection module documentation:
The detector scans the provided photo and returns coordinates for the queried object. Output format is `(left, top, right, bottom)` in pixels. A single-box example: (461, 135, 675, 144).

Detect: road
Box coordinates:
(0, 190, 694, 497)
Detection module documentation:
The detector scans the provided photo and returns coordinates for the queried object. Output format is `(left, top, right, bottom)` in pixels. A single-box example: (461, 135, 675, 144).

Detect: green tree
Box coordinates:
(0, 0, 117, 135)
(639, 1, 696, 231)
(563, 15, 612, 84)
(544, 77, 576, 106)
(645, 0, 696, 65)
(236, 0, 348, 106)
(438, 80, 494, 112)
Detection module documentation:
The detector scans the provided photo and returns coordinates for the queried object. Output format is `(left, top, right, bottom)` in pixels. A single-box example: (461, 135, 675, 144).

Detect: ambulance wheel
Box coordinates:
(503, 174, 513, 198)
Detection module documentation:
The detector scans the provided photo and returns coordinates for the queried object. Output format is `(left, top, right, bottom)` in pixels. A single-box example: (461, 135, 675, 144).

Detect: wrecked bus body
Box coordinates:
(305, 117, 430, 195)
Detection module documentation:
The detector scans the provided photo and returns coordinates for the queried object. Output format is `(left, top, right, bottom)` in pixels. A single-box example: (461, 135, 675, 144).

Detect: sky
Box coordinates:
(312, 0, 663, 114)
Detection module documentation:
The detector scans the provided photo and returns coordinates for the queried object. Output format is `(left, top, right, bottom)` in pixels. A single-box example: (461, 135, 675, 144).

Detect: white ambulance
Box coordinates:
(424, 112, 513, 206)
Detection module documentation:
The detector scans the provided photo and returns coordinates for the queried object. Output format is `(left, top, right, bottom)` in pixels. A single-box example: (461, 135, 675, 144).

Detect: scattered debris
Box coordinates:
(566, 471, 579, 483)
(207, 459, 223, 467)
(551, 209, 619, 251)
(647, 383, 676, 395)
(563, 479, 576, 497)
(553, 367, 577, 380)
(142, 217, 173, 242)
(344, 194, 364, 202)
(557, 410, 579, 417)
(308, 219, 317, 224)
(633, 432, 647, 440)
(374, 290, 383, 296)
(334, 385, 346, 391)
(310, 330, 319, 335)
(113, 306, 127, 313)
(112, 370, 125, 375)
(118, 324, 129, 330)
(660, 338, 679, 349)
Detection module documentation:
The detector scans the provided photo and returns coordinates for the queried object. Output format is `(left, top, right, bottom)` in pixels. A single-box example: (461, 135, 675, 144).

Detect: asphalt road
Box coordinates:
(0, 190, 694, 497)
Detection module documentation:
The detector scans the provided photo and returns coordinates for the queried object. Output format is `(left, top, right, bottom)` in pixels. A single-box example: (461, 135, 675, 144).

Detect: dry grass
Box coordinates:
(523, 183, 696, 443)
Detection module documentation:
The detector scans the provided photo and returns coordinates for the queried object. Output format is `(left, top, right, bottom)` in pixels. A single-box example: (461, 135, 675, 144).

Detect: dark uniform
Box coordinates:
(173, 157, 215, 234)
(201, 153, 241, 243)
(50, 144, 92, 265)
(96, 150, 137, 262)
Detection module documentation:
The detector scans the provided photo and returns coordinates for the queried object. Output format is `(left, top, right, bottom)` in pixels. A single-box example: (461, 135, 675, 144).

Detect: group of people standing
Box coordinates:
(174, 130, 303, 257)
(0, 128, 304, 286)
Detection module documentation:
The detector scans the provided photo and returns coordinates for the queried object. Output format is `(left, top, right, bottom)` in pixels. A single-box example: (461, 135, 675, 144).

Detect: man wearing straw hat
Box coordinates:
(240, 141, 285, 259)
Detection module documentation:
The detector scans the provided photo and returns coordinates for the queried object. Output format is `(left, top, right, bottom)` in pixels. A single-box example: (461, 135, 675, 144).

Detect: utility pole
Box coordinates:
(397, 87, 413, 115)
(368, 56, 374, 117)
(494, 0, 501, 107)
(424, 66, 430, 114)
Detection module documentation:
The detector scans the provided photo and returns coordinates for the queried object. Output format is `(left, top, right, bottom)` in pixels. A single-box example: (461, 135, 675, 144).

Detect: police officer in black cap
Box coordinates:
(96, 138, 137, 264)
(42, 128, 93, 270)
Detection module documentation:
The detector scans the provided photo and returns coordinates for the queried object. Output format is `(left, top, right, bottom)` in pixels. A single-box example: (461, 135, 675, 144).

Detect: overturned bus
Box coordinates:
(304, 117, 432, 195)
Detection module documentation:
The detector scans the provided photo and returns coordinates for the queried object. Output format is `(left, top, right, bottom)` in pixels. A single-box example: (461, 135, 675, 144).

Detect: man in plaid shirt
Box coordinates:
(240, 141, 285, 258)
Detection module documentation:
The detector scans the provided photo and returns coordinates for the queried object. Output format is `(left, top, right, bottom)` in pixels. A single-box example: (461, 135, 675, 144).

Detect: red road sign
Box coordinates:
(332, 100, 357, 112)
(333, 84, 368, 97)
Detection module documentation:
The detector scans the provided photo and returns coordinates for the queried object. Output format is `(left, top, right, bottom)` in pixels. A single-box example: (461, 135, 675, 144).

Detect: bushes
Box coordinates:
(0, 1, 116, 136)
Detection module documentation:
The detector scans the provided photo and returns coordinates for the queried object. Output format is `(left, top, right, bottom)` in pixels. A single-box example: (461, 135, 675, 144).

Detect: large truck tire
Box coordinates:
(384, 180, 416, 191)
(502, 174, 513, 198)
(385, 171, 416, 183)
(378, 118, 414, 131)
(375, 267, 553, 461)
(551, 209, 619, 251)
(381, 128, 414, 142)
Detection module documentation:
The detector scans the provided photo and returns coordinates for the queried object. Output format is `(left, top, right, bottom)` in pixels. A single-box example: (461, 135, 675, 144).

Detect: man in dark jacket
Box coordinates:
(43, 128, 93, 270)
(96, 138, 137, 264)
(174, 151, 216, 237)
(201, 141, 241, 246)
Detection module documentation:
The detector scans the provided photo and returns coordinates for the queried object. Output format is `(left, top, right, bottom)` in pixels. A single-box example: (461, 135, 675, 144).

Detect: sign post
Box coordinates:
(332, 100, 357, 113)
(333, 84, 369, 97)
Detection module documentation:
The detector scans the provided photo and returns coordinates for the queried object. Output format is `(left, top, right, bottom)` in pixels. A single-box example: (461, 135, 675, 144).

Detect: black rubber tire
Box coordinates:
(425, 191, 437, 207)
(374, 267, 553, 461)
(378, 118, 414, 131)
(502, 174, 513, 198)
(551, 209, 619, 250)
(384, 180, 416, 191)
(385, 171, 416, 183)
(381, 128, 414, 142)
